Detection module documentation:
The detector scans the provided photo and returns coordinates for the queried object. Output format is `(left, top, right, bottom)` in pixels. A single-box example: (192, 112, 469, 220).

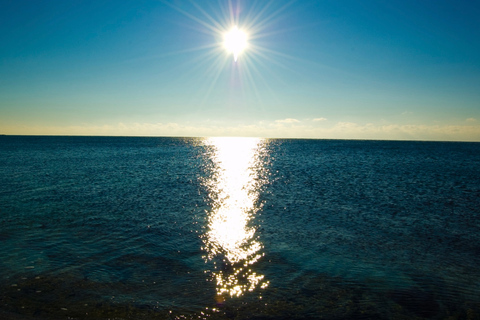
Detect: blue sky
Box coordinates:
(1, 0, 479, 140)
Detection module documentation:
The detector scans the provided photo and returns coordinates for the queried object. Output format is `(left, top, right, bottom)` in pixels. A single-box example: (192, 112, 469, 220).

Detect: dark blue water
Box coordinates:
(1, 136, 479, 319)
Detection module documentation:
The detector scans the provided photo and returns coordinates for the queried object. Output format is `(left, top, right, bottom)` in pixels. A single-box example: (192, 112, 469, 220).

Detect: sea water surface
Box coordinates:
(0, 136, 479, 319)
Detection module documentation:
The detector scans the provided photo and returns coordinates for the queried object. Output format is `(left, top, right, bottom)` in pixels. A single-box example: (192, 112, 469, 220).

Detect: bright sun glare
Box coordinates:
(164, 0, 295, 105)
(223, 26, 248, 62)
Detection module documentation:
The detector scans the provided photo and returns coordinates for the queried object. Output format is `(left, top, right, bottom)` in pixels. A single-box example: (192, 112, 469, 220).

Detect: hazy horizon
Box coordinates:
(2, 134, 480, 143)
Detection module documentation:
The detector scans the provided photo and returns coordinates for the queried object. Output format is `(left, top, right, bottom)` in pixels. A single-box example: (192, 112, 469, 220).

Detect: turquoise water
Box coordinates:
(1, 136, 479, 319)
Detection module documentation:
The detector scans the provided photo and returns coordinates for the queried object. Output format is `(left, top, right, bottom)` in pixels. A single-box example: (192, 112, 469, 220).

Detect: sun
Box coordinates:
(162, 0, 296, 107)
(223, 26, 248, 62)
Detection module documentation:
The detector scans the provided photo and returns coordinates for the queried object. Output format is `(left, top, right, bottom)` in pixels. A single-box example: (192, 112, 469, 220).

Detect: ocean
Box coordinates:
(0, 136, 479, 319)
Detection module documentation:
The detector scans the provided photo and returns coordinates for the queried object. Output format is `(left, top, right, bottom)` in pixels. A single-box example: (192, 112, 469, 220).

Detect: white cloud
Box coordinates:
(3, 120, 480, 141)
(466, 118, 477, 123)
(274, 118, 300, 124)
(312, 117, 327, 122)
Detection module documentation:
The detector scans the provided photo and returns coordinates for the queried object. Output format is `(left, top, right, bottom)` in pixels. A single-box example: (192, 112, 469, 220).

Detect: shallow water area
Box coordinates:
(1, 136, 480, 319)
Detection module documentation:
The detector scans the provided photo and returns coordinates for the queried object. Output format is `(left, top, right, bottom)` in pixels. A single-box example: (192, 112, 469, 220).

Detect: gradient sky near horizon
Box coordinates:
(1, 0, 480, 140)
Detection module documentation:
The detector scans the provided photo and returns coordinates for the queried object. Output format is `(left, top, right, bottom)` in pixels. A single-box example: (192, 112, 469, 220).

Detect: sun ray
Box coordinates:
(242, 0, 275, 32)
(228, 0, 236, 26)
(240, 58, 266, 106)
(214, 0, 233, 28)
(160, 0, 222, 35)
(248, 46, 299, 75)
(199, 55, 230, 106)
(152, 46, 225, 104)
(189, 0, 226, 34)
(247, 22, 309, 41)
(157, 0, 312, 115)
(244, 0, 296, 35)
(241, 53, 281, 107)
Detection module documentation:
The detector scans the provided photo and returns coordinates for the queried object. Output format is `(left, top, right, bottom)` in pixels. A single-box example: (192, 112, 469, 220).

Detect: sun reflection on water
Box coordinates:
(202, 137, 269, 299)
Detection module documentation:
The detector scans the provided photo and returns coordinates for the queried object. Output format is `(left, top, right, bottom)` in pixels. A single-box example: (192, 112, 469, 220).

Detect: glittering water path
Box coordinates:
(201, 138, 269, 299)
(1, 136, 479, 319)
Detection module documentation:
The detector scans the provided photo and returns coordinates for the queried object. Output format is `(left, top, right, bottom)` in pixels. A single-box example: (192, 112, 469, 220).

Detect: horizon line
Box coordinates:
(1, 134, 479, 143)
